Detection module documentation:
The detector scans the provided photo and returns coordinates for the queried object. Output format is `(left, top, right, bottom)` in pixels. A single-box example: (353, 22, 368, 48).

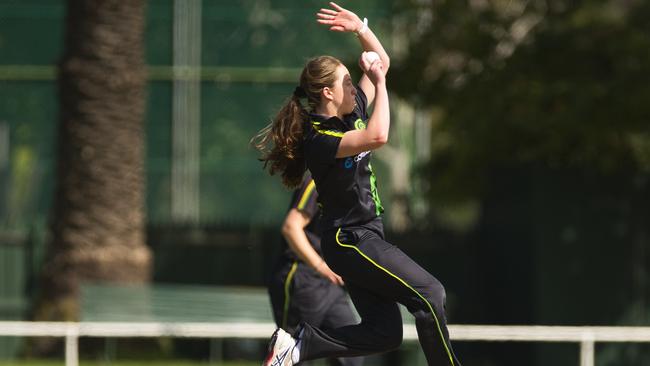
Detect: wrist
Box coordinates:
(355, 17, 368, 36)
(314, 259, 325, 271)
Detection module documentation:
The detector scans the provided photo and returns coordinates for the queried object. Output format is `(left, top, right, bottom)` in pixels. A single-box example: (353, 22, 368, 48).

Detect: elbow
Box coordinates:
(383, 56, 391, 72)
(281, 221, 293, 239)
(371, 133, 389, 147)
(376, 134, 389, 145)
(366, 126, 389, 147)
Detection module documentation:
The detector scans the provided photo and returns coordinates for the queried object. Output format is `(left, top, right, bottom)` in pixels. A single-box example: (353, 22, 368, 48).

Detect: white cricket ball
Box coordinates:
(362, 51, 380, 64)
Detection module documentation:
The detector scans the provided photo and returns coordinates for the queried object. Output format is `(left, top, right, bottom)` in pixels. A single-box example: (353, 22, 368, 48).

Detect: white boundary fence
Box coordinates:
(3, 322, 650, 366)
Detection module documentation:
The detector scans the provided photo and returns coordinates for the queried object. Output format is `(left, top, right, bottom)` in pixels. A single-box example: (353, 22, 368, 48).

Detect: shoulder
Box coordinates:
(354, 85, 369, 120)
(305, 117, 345, 139)
(303, 120, 343, 165)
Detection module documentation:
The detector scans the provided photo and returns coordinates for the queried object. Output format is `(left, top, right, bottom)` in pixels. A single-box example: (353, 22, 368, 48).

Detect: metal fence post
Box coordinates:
(580, 332, 595, 366)
(65, 323, 79, 366)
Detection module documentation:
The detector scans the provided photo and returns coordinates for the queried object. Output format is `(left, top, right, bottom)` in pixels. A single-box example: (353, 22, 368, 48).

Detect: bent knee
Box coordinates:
(386, 330, 403, 350)
(365, 319, 403, 351)
(375, 328, 402, 350)
(420, 278, 447, 315)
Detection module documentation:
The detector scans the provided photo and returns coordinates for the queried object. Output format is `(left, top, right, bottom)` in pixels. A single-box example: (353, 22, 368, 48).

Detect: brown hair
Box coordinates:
(251, 55, 342, 188)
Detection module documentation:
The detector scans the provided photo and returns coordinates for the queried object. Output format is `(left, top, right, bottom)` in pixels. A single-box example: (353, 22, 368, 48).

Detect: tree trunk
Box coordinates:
(32, 0, 151, 330)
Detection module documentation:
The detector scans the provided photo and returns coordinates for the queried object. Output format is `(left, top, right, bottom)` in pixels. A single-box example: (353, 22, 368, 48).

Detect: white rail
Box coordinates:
(3, 322, 650, 366)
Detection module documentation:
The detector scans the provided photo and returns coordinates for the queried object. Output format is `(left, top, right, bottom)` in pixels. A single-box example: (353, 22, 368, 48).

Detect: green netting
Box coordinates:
(0, 0, 392, 227)
(0, 81, 56, 230)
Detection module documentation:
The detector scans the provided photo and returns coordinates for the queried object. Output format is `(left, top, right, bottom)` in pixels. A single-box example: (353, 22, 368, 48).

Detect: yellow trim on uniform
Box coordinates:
(310, 121, 344, 138)
(335, 228, 456, 366)
(282, 261, 299, 329)
(297, 180, 316, 210)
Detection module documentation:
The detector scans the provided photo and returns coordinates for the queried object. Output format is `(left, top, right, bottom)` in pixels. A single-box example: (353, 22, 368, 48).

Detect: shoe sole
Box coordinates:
(262, 329, 281, 366)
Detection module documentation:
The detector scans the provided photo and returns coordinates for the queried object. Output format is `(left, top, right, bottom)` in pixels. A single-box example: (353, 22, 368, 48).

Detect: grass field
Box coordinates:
(0, 362, 258, 366)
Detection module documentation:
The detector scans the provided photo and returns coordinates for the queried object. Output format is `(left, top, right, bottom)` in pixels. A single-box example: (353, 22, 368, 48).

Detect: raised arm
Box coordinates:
(317, 2, 390, 106)
(335, 54, 389, 158)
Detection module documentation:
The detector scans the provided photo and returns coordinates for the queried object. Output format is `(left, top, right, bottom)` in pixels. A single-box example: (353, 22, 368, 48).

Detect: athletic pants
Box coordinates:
(268, 260, 363, 366)
(297, 225, 461, 366)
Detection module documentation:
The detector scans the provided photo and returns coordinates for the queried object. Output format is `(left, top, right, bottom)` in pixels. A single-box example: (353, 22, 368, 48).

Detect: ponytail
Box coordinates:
(251, 93, 308, 189)
(252, 55, 342, 189)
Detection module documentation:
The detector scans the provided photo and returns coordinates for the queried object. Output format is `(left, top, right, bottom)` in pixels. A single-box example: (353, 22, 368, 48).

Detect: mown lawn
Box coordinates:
(0, 361, 258, 366)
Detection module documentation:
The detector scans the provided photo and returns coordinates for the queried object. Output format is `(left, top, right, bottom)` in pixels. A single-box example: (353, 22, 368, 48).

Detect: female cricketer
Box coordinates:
(253, 3, 461, 366)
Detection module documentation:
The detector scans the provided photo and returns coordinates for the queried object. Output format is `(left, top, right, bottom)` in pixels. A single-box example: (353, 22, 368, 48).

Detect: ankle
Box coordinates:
(292, 327, 305, 363)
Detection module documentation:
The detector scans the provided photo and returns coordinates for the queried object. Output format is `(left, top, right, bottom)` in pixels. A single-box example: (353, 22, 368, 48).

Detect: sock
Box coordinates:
(291, 342, 300, 364)
(292, 327, 305, 363)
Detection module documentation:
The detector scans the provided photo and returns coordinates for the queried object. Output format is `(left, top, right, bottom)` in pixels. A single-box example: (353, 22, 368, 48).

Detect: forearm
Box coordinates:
(282, 226, 325, 270)
(356, 22, 390, 70)
(366, 82, 390, 141)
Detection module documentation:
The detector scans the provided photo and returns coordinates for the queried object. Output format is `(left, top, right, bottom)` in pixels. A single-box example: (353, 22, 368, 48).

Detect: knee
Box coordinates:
(383, 319, 403, 349)
(420, 277, 447, 316)
(366, 316, 403, 350)
(385, 332, 403, 350)
(376, 326, 402, 350)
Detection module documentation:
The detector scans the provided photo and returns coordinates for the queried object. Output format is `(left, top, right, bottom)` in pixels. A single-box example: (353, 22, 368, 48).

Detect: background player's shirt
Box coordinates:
(280, 172, 321, 262)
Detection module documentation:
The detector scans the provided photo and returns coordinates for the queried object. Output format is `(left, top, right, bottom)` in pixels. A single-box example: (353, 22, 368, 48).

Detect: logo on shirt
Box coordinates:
(354, 119, 367, 130)
(343, 151, 370, 169)
(355, 151, 370, 162)
(344, 157, 354, 168)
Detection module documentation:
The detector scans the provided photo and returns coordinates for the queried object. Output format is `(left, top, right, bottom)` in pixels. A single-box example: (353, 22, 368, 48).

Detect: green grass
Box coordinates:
(0, 362, 257, 366)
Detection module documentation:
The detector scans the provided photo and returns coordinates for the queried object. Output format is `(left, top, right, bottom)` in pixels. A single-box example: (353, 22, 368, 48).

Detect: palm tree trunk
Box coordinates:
(33, 0, 151, 330)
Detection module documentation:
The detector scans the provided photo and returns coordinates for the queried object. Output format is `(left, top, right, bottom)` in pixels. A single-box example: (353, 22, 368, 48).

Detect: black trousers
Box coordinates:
(268, 260, 364, 366)
(298, 225, 461, 366)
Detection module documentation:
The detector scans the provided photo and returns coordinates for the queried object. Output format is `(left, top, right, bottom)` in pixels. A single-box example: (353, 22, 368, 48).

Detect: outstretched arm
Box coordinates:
(317, 2, 390, 106)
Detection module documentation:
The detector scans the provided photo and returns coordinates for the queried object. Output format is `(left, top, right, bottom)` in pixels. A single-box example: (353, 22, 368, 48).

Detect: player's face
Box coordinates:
(332, 64, 357, 115)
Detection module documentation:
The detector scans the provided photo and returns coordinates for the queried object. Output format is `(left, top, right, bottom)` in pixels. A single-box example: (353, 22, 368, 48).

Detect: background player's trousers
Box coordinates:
(298, 225, 461, 366)
(268, 261, 363, 366)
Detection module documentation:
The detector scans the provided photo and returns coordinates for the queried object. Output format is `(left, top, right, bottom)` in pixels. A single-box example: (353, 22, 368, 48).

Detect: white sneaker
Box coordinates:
(262, 328, 297, 366)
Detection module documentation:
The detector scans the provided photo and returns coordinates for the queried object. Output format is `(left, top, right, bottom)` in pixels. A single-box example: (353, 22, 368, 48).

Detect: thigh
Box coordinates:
(320, 291, 358, 331)
(284, 266, 333, 329)
(345, 281, 402, 333)
(329, 228, 442, 312)
(268, 261, 297, 328)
